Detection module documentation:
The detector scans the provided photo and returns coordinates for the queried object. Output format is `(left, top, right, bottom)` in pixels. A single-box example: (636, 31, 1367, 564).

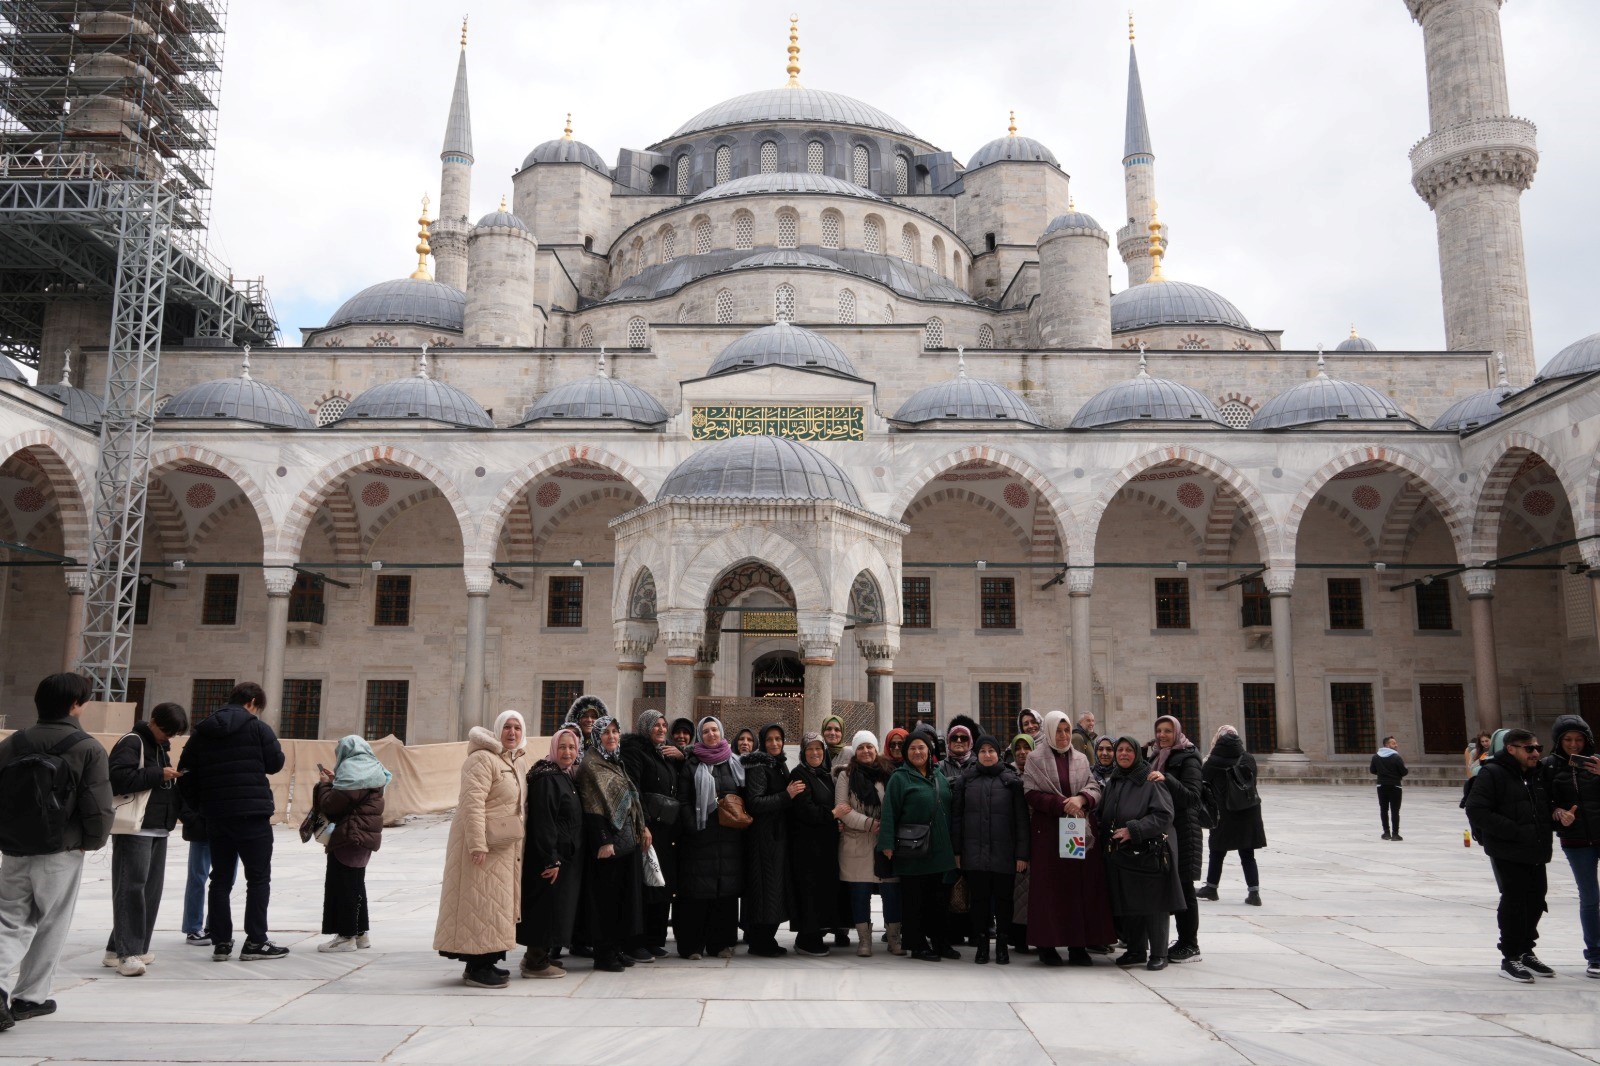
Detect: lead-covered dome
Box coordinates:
(475, 208, 529, 231)
(520, 137, 608, 175)
(157, 374, 314, 429)
(1335, 327, 1377, 352)
(668, 87, 914, 140)
(342, 370, 492, 428)
(895, 363, 1041, 426)
(731, 250, 845, 272)
(38, 378, 105, 426)
(1251, 364, 1408, 429)
(326, 278, 466, 332)
(690, 172, 885, 205)
(967, 135, 1058, 171)
(0, 353, 26, 382)
(1041, 211, 1106, 239)
(1537, 331, 1600, 382)
(707, 321, 859, 378)
(1433, 382, 1515, 432)
(520, 366, 667, 427)
(1111, 281, 1251, 332)
(1070, 365, 1228, 429)
(658, 435, 862, 507)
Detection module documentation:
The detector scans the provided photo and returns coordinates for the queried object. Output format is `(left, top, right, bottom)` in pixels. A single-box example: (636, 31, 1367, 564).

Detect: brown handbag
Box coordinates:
(716, 793, 753, 830)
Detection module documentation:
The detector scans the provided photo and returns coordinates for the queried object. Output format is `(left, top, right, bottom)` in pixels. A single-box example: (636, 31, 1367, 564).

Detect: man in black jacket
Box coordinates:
(177, 682, 288, 962)
(1369, 736, 1409, 840)
(1466, 728, 1556, 983)
(103, 702, 188, 976)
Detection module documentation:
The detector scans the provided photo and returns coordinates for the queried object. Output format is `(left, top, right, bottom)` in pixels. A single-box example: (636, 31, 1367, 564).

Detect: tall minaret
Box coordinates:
(1116, 14, 1164, 287)
(433, 18, 473, 291)
(1406, 0, 1537, 381)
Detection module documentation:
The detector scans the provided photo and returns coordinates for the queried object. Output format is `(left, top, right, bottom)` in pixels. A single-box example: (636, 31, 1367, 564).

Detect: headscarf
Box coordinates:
(691, 716, 745, 830)
(1110, 735, 1150, 780)
(1012, 733, 1035, 756)
(821, 714, 847, 763)
(1039, 709, 1073, 753)
(732, 727, 757, 755)
(636, 708, 665, 738)
(1091, 735, 1116, 783)
(973, 734, 1006, 777)
(759, 722, 787, 756)
(553, 721, 585, 756)
(1022, 710, 1099, 818)
(590, 714, 622, 764)
(1211, 724, 1239, 749)
(564, 694, 608, 730)
(670, 717, 695, 742)
(947, 725, 973, 745)
(492, 710, 526, 758)
(884, 727, 909, 766)
(1149, 714, 1194, 773)
(902, 730, 937, 778)
(1018, 709, 1041, 739)
(800, 731, 826, 766)
(332, 735, 392, 791)
(576, 732, 643, 839)
(532, 727, 581, 780)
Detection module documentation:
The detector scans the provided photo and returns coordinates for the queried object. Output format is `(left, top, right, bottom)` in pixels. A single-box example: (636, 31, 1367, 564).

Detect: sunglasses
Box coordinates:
(1511, 744, 1543, 752)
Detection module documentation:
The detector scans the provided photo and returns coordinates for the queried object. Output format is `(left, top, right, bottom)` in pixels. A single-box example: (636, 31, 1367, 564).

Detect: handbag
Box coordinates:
(643, 844, 666, 888)
(485, 810, 523, 849)
(314, 820, 337, 849)
(1107, 833, 1171, 876)
(110, 734, 152, 836)
(893, 821, 931, 859)
(717, 792, 753, 830)
(298, 805, 329, 844)
(641, 791, 681, 826)
(948, 872, 970, 914)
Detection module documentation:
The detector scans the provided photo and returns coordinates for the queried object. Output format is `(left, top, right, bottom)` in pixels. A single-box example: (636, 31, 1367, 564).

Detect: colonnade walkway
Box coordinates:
(7, 785, 1600, 1064)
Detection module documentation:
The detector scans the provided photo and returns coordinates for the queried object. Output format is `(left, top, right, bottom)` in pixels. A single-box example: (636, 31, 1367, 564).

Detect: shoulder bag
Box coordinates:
(642, 791, 682, 826)
(1107, 832, 1171, 876)
(110, 733, 152, 836)
(717, 792, 753, 830)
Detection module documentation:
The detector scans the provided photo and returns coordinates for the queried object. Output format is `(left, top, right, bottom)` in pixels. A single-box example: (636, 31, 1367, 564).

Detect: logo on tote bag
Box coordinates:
(1058, 816, 1087, 859)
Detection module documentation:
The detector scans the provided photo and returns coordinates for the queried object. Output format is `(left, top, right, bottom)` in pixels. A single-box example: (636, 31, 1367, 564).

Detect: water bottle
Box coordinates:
(1463, 828, 1471, 848)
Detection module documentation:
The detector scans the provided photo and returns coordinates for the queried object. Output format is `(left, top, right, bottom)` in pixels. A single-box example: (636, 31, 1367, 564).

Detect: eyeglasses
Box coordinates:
(1511, 744, 1543, 753)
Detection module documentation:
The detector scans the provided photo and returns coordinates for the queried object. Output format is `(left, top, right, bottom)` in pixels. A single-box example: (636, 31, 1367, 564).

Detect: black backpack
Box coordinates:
(1222, 762, 1261, 811)
(0, 728, 92, 856)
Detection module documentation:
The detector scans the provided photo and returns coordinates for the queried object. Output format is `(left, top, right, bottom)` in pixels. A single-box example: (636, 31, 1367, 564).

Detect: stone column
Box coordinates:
(61, 568, 88, 672)
(659, 610, 705, 728)
(259, 567, 296, 732)
(1462, 570, 1501, 732)
(798, 610, 846, 733)
(1265, 567, 1302, 754)
(1589, 570, 1600, 667)
(855, 622, 901, 739)
(694, 643, 717, 699)
(614, 618, 657, 719)
(1068, 570, 1094, 720)
(461, 568, 492, 741)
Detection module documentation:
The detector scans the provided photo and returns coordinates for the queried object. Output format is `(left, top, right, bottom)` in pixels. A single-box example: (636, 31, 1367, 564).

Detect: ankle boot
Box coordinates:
(974, 938, 990, 964)
(995, 940, 1010, 965)
(1196, 883, 1219, 901)
(855, 922, 873, 958)
(886, 922, 906, 956)
(1245, 889, 1262, 906)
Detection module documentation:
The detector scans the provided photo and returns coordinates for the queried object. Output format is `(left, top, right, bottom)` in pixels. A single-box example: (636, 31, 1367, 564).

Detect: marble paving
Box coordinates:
(4, 784, 1600, 1064)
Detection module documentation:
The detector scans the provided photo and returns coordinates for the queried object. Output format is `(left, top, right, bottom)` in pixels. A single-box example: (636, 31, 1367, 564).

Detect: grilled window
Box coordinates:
(734, 211, 754, 250)
(776, 209, 798, 248)
(1242, 683, 1277, 753)
(541, 680, 585, 735)
(190, 678, 234, 722)
(894, 682, 936, 731)
(1156, 682, 1200, 739)
(693, 219, 712, 255)
(134, 578, 152, 625)
(851, 145, 870, 187)
(923, 317, 944, 348)
(374, 574, 411, 627)
(1155, 577, 1191, 629)
(863, 217, 882, 254)
(893, 154, 909, 195)
(1330, 682, 1376, 754)
(715, 289, 734, 324)
(201, 574, 239, 626)
(1328, 577, 1365, 630)
(364, 680, 409, 743)
(547, 576, 584, 627)
(627, 317, 648, 348)
(807, 141, 824, 174)
(902, 576, 932, 628)
(774, 283, 796, 322)
(820, 210, 841, 249)
(279, 679, 323, 740)
(977, 682, 1022, 740)
(980, 576, 1016, 630)
(976, 324, 995, 349)
(1239, 576, 1270, 627)
(759, 141, 778, 173)
(837, 288, 856, 324)
(714, 145, 731, 185)
(1415, 580, 1453, 630)
(289, 571, 325, 624)
(675, 155, 690, 195)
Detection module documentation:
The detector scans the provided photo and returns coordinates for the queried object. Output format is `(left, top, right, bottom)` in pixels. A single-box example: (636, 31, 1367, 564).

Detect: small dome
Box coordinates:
(1041, 211, 1106, 239)
(658, 435, 861, 507)
(475, 208, 529, 231)
(38, 380, 105, 426)
(668, 87, 914, 140)
(521, 370, 667, 426)
(730, 249, 844, 271)
(0, 354, 27, 383)
(1335, 330, 1378, 352)
(326, 278, 466, 332)
(157, 375, 314, 429)
(707, 321, 858, 378)
(1537, 331, 1600, 382)
(1433, 382, 1515, 432)
(967, 135, 1058, 171)
(520, 137, 608, 175)
(895, 367, 1042, 426)
(1070, 368, 1228, 429)
(1251, 366, 1408, 429)
(690, 172, 885, 205)
(342, 372, 492, 428)
(1111, 280, 1251, 332)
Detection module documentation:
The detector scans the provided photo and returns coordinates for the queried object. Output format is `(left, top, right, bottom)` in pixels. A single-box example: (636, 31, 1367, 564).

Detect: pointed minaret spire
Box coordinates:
(434, 19, 474, 290)
(240, 344, 252, 379)
(597, 346, 608, 378)
(60, 348, 72, 386)
(784, 15, 802, 88)
(442, 21, 473, 163)
(1125, 25, 1152, 159)
(1118, 12, 1162, 287)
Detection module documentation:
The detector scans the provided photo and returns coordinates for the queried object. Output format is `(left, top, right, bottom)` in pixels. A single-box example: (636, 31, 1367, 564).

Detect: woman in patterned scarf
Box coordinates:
(574, 711, 650, 973)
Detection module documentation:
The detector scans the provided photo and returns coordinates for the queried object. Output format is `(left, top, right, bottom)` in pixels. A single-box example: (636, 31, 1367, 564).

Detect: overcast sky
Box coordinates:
(205, 0, 1598, 378)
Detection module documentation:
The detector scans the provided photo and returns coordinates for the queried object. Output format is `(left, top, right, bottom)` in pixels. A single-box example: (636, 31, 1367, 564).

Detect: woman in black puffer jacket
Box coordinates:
(1544, 714, 1600, 974)
(1147, 714, 1205, 963)
(620, 710, 686, 960)
(951, 735, 1029, 964)
(1198, 726, 1266, 906)
(741, 723, 797, 956)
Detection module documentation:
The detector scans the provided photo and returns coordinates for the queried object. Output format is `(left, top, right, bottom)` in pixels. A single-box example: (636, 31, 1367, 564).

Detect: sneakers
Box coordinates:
(1115, 950, 1148, 968)
(626, 946, 655, 963)
(0, 995, 12, 1033)
(521, 960, 566, 979)
(356, 933, 372, 949)
(1521, 953, 1556, 978)
(185, 932, 212, 947)
(1501, 957, 1536, 983)
(9, 998, 54, 1021)
(102, 951, 119, 968)
(115, 956, 146, 977)
(1195, 884, 1220, 901)
(212, 940, 233, 962)
(1167, 944, 1203, 964)
(463, 966, 509, 988)
(240, 941, 289, 961)
(1586, 961, 1600, 979)
(318, 936, 359, 953)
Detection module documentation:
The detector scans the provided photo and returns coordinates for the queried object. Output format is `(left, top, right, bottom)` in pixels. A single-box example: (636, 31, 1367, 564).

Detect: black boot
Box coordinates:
(974, 939, 990, 964)
(995, 941, 1010, 965)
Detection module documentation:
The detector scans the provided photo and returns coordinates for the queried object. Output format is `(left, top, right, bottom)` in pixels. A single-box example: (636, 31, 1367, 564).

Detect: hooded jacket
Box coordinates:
(1543, 715, 1600, 849)
(1369, 746, 1409, 788)
(1466, 747, 1553, 865)
(176, 704, 286, 820)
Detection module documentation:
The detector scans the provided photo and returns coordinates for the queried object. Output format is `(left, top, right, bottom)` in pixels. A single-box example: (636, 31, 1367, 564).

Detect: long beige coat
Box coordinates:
(432, 727, 526, 956)
(833, 762, 896, 884)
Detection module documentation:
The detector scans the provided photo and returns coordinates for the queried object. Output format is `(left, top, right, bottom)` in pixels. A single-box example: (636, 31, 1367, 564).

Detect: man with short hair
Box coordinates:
(1467, 728, 1556, 983)
(1071, 712, 1097, 758)
(177, 681, 288, 962)
(0, 673, 113, 1030)
(1370, 735, 1409, 840)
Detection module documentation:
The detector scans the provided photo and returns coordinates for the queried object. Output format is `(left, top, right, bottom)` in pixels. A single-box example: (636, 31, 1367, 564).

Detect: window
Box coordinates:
(190, 678, 234, 722)
(627, 317, 648, 348)
(985, 232, 996, 252)
(1156, 682, 1200, 740)
(1239, 576, 1270, 627)
(1218, 400, 1253, 429)
(977, 682, 1023, 740)
(714, 145, 731, 185)
(851, 145, 870, 187)
(900, 223, 918, 262)
(760, 141, 778, 173)
(660, 226, 676, 262)
(201, 574, 239, 626)
(127, 678, 146, 721)
(715, 289, 735, 324)
(734, 211, 754, 250)
(863, 216, 883, 254)
(976, 324, 995, 349)
(134, 578, 152, 625)
(894, 682, 937, 731)
(279, 679, 322, 740)
(1155, 577, 1191, 629)
(953, 252, 963, 288)
(364, 680, 409, 743)
(547, 576, 584, 627)
(630, 235, 645, 270)
(374, 574, 412, 627)
(979, 576, 1016, 630)
(370, 332, 395, 347)
(837, 288, 856, 324)
(289, 571, 325, 624)
(1242, 683, 1277, 753)
(1327, 577, 1365, 630)
(807, 141, 825, 174)
(316, 396, 348, 426)
(820, 210, 841, 249)
(576, 323, 594, 347)
(931, 236, 946, 276)
(902, 576, 932, 629)
(923, 317, 944, 348)
(675, 155, 690, 195)
(642, 681, 666, 702)
(541, 680, 585, 735)
(693, 219, 712, 255)
(776, 209, 798, 248)
(1330, 681, 1376, 754)
(774, 283, 796, 322)
(1415, 580, 1453, 630)
(893, 154, 909, 195)
(1179, 336, 1206, 350)
(882, 303, 894, 324)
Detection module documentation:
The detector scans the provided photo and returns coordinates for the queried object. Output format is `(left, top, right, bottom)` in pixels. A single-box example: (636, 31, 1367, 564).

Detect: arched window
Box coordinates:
(776, 208, 798, 249)
(1218, 400, 1254, 429)
(931, 235, 946, 276)
(370, 331, 395, 347)
(882, 303, 895, 324)
(923, 317, 944, 348)
(649, 164, 669, 193)
(630, 235, 645, 271)
(893, 154, 909, 195)
(807, 141, 824, 174)
(820, 209, 842, 249)
(675, 155, 691, 196)
(677, 304, 690, 324)
(714, 145, 732, 185)
(952, 251, 963, 288)
(863, 216, 883, 254)
(693, 218, 712, 256)
(1178, 333, 1209, 350)
(837, 288, 856, 324)
(715, 289, 735, 324)
(577, 323, 594, 347)
(626, 317, 648, 348)
(734, 210, 754, 250)
(976, 324, 995, 349)
(851, 145, 870, 187)
(659, 226, 677, 262)
(900, 223, 919, 263)
(760, 141, 778, 174)
(774, 283, 796, 322)
(315, 396, 348, 427)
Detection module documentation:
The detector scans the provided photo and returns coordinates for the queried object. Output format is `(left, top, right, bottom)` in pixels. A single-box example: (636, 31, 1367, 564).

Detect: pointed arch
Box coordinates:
(531, 485, 646, 553)
(1378, 484, 1429, 562)
(316, 482, 364, 564)
(1100, 488, 1205, 554)
(363, 486, 446, 556)
(890, 445, 1081, 562)
(1307, 494, 1379, 556)
(902, 488, 1031, 554)
(674, 527, 827, 613)
(476, 445, 652, 563)
(613, 532, 670, 621)
(0, 429, 93, 561)
(1285, 447, 1467, 566)
(1091, 446, 1276, 566)
(278, 447, 472, 563)
(142, 478, 190, 560)
(147, 444, 277, 559)
(1472, 432, 1573, 564)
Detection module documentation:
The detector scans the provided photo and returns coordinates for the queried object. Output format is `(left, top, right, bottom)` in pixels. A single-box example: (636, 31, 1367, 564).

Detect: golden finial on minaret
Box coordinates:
(411, 194, 434, 281)
(562, 113, 573, 140)
(499, 194, 507, 212)
(785, 14, 802, 88)
(460, 15, 468, 48)
(1145, 199, 1166, 282)
(1129, 10, 1136, 41)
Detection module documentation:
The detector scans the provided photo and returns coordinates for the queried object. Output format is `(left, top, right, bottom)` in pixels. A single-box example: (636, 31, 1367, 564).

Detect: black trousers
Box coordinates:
(962, 870, 1015, 939)
(631, 897, 671, 950)
(1122, 912, 1171, 959)
(1491, 857, 1548, 959)
(1172, 856, 1199, 948)
(207, 817, 274, 945)
(675, 895, 737, 956)
(1378, 785, 1403, 834)
(899, 872, 951, 954)
(321, 854, 369, 937)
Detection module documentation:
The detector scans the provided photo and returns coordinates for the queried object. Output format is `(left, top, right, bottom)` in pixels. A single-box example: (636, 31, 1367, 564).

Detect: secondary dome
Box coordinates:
(669, 87, 914, 140)
(475, 208, 529, 231)
(658, 435, 862, 507)
(730, 250, 844, 271)
(520, 136, 608, 175)
(157, 373, 314, 429)
(690, 172, 885, 205)
(1433, 382, 1515, 432)
(38, 378, 105, 427)
(0, 353, 26, 382)
(1537, 331, 1600, 382)
(1041, 211, 1106, 238)
(521, 364, 668, 426)
(326, 278, 466, 332)
(707, 321, 858, 377)
(967, 135, 1058, 171)
(1335, 327, 1377, 352)
(1251, 362, 1408, 429)
(1111, 280, 1251, 332)
(894, 361, 1041, 425)
(342, 367, 492, 428)
(1070, 363, 1228, 429)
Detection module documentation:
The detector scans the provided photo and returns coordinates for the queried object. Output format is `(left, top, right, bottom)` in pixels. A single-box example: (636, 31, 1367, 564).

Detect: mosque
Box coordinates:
(3, 0, 1599, 769)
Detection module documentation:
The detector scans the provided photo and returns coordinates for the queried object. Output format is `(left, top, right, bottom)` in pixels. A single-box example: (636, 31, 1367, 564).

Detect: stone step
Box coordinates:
(1256, 761, 1466, 787)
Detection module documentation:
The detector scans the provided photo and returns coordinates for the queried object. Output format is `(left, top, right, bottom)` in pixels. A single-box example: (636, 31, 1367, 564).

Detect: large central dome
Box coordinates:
(668, 87, 915, 141)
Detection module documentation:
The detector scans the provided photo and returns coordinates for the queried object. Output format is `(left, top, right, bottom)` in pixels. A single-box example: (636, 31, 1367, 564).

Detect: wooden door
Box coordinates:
(1419, 683, 1467, 754)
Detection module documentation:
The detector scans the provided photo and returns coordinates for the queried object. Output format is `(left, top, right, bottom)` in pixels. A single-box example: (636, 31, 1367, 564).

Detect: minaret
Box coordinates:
(433, 17, 473, 291)
(1116, 13, 1164, 287)
(1406, 0, 1537, 382)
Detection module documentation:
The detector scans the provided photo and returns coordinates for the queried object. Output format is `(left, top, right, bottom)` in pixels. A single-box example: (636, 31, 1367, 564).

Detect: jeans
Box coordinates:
(1490, 857, 1548, 959)
(208, 817, 275, 945)
(846, 880, 902, 925)
(1564, 846, 1600, 963)
(1205, 847, 1260, 890)
(0, 850, 84, 1003)
(1378, 785, 1403, 834)
(182, 840, 211, 936)
(106, 835, 167, 958)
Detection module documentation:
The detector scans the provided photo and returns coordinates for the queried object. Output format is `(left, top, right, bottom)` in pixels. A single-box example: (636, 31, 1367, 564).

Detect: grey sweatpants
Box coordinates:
(0, 850, 85, 1003)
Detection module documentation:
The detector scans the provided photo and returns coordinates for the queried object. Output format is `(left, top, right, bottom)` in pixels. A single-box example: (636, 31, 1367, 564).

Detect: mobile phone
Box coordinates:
(317, 763, 328, 774)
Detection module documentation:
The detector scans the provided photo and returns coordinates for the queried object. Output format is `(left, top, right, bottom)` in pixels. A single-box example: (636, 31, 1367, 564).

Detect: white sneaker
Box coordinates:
(318, 936, 359, 953)
(102, 951, 119, 968)
(115, 956, 146, 977)
(355, 933, 372, 950)
(138, 953, 155, 965)
(1587, 962, 1600, 979)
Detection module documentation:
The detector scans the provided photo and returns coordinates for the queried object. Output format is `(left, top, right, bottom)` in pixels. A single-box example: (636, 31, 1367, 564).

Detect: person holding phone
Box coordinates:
(1544, 716, 1600, 978)
(313, 737, 390, 953)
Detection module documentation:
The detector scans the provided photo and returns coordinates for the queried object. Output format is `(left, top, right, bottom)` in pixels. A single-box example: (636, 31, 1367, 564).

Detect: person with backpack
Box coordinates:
(1197, 725, 1265, 906)
(0, 673, 113, 1030)
(1370, 735, 1409, 841)
(103, 702, 189, 976)
(1146, 714, 1209, 963)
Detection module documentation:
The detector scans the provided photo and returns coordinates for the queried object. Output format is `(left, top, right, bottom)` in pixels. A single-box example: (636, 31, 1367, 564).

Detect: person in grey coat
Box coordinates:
(1099, 735, 1185, 972)
(951, 735, 1029, 964)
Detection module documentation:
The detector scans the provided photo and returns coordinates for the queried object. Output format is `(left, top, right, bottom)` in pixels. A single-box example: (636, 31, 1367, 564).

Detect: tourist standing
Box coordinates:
(788, 732, 842, 956)
(1148, 714, 1205, 963)
(676, 717, 746, 960)
(1023, 710, 1114, 966)
(1467, 731, 1494, 778)
(620, 709, 683, 960)
(879, 730, 957, 961)
(1543, 715, 1600, 977)
(1198, 725, 1265, 905)
(1370, 735, 1409, 840)
(104, 701, 187, 976)
(1091, 736, 1116, 786)
(1071, 712, 1098, 758)
(575, 713, 650, 973)
(313, 736, 389, 953)
(517, 727, 582, 979)
(832, 731, 901, 956)
(741, 723, 796, 957)
(951, 735, 1028, 964)
(1099, 736, 1184, 971)
(1466, 727, 1556, 983)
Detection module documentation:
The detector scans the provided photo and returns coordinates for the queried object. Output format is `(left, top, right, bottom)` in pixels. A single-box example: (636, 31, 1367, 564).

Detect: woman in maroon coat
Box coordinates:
(1020, 710, 1115, 966)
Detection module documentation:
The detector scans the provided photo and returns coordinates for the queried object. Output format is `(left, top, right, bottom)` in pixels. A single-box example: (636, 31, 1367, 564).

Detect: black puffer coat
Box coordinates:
(1467, 749, 1553, 865)
(177, 704, 285, 820)
(740, 750, 792, 924)
(677, 755, 745, 899)
(1150, 743, 1205, 881)
(517, 761, 584, 949)
(1545, 716, 1600, 849)
(1099, 768, 1185, 917)
(621, 733, 682, 902)
(108, 722, 178, 833)
(787, 758, 841, 933)
(951, 761, 1029, 873)
(1202, 734, 1267, 853)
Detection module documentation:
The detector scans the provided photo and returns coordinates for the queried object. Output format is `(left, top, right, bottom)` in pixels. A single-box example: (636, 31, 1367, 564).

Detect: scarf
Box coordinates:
(691, 716, 745, 830)
(492, 709, 526, 760)
(636, 708, 665, 746)
(1110, 735, 1150, 780)
(733, 728, 757, 755)
(553, 722, 585, 760)
(793, 750, 832, 802)
(1091, 739, 1116, 783)
(590, 715, 622, 763)
(821, 715, 847, 762)
(801, 731, 826, 767)
(332, 735, 392, 791)
(1376, 746, 1400, 759)
(884, 727, 909, 766)
(1039, 709, 1072, 754)
(1018, 710, 1042, 740)
(760, 722, 786, 757)
(1021, 722, 1094, 801)
(576, 745, 639, 835)
(847, 751, 890, 812)
(1150, 714, 1194, 773)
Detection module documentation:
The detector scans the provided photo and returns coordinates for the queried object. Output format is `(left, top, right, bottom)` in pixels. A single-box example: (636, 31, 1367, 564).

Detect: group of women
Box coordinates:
(430, 696, 1266, 985)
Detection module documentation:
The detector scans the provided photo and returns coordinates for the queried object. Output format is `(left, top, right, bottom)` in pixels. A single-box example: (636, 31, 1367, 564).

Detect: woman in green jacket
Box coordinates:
(879, 731, 957, 961)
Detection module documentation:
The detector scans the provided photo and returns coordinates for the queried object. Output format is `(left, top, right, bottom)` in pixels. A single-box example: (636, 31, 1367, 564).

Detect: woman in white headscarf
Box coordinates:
(433, 710, 527, 988)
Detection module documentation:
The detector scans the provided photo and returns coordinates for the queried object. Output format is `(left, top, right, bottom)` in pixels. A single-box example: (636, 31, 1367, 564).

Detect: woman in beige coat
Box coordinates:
(830, 730, 904, 956)
(434, 710, 527, 988)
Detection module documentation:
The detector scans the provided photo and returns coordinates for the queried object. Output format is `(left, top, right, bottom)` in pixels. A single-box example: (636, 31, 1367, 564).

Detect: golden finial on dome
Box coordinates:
(1008, 110, 1017, 137)
(1145, 199, 1166, 283)
(1068, 193, 1076, 211)
(785, 14, 802, 88)
(411, 194, 434, 281)
(1348, 323, 1360, 339)
(562, 113, 573, 140)
(1129, 10, 1136, 41)
(460, 15, 468, 48)
(499, 194, 507, 212)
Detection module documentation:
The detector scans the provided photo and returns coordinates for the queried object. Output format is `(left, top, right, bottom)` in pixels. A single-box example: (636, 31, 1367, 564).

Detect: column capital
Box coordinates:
(658, 608, 705, 658)
(796, 609, 845, 660)
(262, 566, 297, 597)
(63, 567, 88, 594)
(1460, 569, 1496, 597)
(613, 618, 657, 662)
(463, 567, 493, 596)
(1263, 567, 1295, 595)
(1066, 568, 1094, 595)
(854, 621, 900, 662)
